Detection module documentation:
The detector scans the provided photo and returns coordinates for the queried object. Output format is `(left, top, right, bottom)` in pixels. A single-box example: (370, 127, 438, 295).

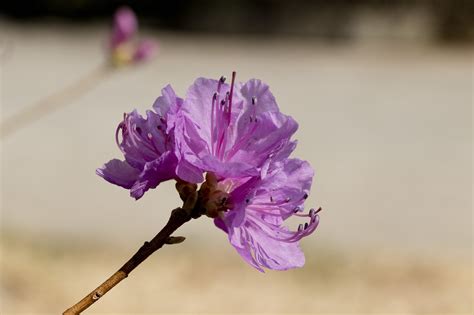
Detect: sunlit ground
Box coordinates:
(1, 232, 471, 314)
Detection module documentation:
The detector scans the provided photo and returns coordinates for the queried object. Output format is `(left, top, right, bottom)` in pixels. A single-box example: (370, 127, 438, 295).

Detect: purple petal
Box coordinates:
(217, 158, 316, 271)
(96, 159, 139, 189)
(226, 111, 298, 169)
(261, 140, 298, 178)
(175, 158, 205, 183)
(213, 217, 228, 233)
(233, 239, 265, 273)
(152, 85, 183, 133)
(119, 110, 167, 169)
(130, 151, 178, 199)
(251, 159, 314, 219)
(98, 87, 180, 198)
(175, 76, 298, 181)
(239, 79, 279, 114)
(260, 158, 313, 194)
(228, 215, 305, 271)
(200, 155, 258, 179)
(153, 85, 180, 115)
(182, 77, 230, 145)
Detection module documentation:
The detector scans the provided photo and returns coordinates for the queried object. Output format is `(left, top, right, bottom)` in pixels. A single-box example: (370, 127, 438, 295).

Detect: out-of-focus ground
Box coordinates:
(0, 19, 472, 314)
(1, 232, 472, 314)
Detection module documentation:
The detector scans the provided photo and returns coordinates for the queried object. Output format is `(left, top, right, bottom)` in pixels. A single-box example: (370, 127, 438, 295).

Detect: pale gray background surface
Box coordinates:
(0, 20, 472, 314)
(1, 22, 472, 258)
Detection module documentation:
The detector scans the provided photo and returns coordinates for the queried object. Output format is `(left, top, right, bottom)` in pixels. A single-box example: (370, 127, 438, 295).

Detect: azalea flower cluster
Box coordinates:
(97, 73, 320, 271)
(109, 7, 157, 66)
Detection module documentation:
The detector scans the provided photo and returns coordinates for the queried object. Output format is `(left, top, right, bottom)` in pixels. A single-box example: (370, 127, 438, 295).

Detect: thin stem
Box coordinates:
(63, 207, 192, 315)
(1, 63, 114, 139)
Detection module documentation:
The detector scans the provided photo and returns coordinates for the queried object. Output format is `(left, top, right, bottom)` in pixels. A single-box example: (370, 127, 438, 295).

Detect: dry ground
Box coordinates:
(1, 233, 471, 314)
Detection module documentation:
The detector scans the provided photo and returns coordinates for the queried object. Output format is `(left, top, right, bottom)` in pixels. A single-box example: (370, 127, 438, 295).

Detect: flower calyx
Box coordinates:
(175, 173, 232, 219)
(197, 173, 232, 218)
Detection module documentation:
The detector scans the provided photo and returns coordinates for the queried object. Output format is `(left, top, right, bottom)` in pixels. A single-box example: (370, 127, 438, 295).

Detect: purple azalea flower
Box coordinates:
(97, 85, 181, 199)
(110, 6, 158, 65)
(174, 72, 298, 183)
(96, 73, 320, 271)
(214, 158, 319, 272)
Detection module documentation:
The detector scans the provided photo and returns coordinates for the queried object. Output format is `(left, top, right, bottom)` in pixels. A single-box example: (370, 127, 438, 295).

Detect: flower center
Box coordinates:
(198, 173, 233, 218)
(209, 72, 261, 163)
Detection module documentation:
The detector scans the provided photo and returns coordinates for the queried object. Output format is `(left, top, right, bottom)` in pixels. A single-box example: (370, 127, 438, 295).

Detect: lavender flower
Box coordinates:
(97, 73, 320, 271)
(69, 72, 322, 314)
(174, 72, 298, 183)
(110, 7, 157, 66)
(213, 158, 319, 271)
(97, 86, 181, 199)
(132, 39, 157, 62)
(110, 7, 137, 50)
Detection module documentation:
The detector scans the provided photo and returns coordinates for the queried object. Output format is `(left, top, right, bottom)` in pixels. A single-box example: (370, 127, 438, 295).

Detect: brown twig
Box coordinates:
(64, 177, 202, 314)
(63, 206, 193, 314)
(1, 63, 114, 139)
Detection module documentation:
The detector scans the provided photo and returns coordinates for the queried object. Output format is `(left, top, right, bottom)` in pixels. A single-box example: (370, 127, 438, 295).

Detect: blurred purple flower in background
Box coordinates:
(97, 73, 319, 271)
(110, 7, 137, 49)
(109, 7, 157, 66)
(132, 39, 157, 62)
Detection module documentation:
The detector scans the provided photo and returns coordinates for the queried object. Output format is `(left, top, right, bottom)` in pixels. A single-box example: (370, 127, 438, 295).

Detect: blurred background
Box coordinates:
(0, 1, 472, 314)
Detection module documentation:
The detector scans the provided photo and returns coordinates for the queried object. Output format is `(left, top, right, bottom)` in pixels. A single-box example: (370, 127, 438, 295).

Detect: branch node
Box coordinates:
(92, 291, 102, 300)
(165, 236, 186, 245)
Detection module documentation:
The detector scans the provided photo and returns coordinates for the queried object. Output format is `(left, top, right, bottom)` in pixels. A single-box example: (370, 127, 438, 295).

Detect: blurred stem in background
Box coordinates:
(0, 64, 114, 139)
(0, 6, 157, 139)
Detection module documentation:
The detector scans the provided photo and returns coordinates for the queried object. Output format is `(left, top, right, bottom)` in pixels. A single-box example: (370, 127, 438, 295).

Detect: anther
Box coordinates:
(293, 206, 301, 213)
(252, 96, 257, 105)
(304, 222, 309, 230)
(245, 198, 250, 204)
(285, 197, 291, 203)
(220, 76, 226, 83)
(298, 224, 304, 232)
(309, 208, 315, 217)
(303, 193, 308, 200)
